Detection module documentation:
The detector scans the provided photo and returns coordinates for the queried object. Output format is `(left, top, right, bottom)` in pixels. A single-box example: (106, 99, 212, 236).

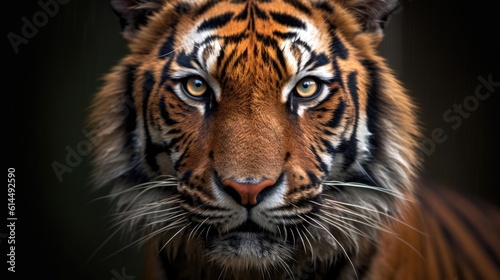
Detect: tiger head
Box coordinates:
(90, 0, 420, 277)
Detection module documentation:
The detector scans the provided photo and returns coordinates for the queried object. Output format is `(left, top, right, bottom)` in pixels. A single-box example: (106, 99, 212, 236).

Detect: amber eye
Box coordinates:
(182, 76, 208, 98)
(294, 77, 320, 99)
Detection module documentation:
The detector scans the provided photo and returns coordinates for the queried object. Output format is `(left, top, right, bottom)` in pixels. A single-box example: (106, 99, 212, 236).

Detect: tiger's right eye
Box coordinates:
(294, 77, 321, 100)
(182, 76, 208, 99)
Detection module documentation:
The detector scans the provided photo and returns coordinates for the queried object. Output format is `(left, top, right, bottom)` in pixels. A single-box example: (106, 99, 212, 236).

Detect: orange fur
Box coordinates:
(89, 1, 500, 279)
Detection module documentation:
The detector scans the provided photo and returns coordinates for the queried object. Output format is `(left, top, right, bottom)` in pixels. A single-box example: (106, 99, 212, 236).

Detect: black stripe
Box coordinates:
(181, 169, 192, 183)
(313, 1, 335, 13)
(283, 0, 312, 15)
(197, 12, 234, 32)
(200, 34, 218, 46)
(231, 49, 248, 69)
(269, 12, 306, 29)
(347, 72, 359, 135)
(291, 39, 312, 53)
(220, 49, 238, 77)
(120, 67, 148, 184)
(272, 31, 297, 39)
(361, 60, 382, 157)
(321, 139, 336, 154)
(159, 96, 178, 126)
(332, 60, 343, 88)
(287, 90, 300, 115)
(260, 47, 283, 80)
(310, 145, 328, 173)
(234, 3, 249, 21)
(176, 51, 193, 68)
(142, 71, 161, 171)
(340, 71, 359, 169)
(222, 32, 250, 43)
(160, 56, 174, 86)
(167, 128, 182, 134)
(255, 33, 287, 72)
(312, 86, 339, 111)
(216, 43, 227, 70)
(348, 165, 379, 187)
(196, 0, 221, 16)
(143, 71, 155, 95)
(173, 139, 193, 170)
(204, 91, 218, 116)
(253, 3, 268, 19)
(247, 3, 255, 31)
(159, 34, 176, 59)
(191, 45, 205, 69)
(335, 139, 351, 165)
(304, 52, 330, 68)
(331, 34, 348, 59)
(271, 59, 283, 80)
(275, 46, 288, 73)
(322, 129, 336, 136)
(174, 2, 191, 14)
(166, 133, 185, 150)
(122, 65, 138, 151)
(255, 32, 277, 46)
(326, 99, 346, 128)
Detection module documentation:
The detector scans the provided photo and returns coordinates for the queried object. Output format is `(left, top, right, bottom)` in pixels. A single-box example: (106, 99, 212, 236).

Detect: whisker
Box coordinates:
(312, 200, 384, 230)
(189, 214, 211, 242)
(103, 221, 186, 261)
(307, 218, 359, 280)
(321, 211, 387, 236)
(355, 161, 379, 187)
(296, 227, 307, 253)
(158, 42, 201, 59)
(158, 224, 191, 252)
(322, 180, 412, 202)
(142, 211, 186, 227)
(301, 225, 316, 260)
(276, 254, 295, 280)
(319, 199, 426, 235)
(315, 212, 377, 240)
(113, 206, 183, 223)
(316, 199, 425, 261)
(91, 176, 179, 202)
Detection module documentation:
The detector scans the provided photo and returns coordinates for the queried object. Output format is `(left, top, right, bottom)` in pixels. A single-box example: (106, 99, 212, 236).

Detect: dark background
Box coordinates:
(3, 0, 499, 279)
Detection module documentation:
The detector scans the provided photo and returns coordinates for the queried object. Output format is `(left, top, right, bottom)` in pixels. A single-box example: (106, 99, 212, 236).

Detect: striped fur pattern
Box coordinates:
(89, 0, 500, 279)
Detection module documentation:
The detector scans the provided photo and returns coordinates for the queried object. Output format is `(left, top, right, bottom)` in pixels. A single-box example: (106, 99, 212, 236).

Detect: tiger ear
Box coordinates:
(339, 0, 400, 41)
(110, 0, 166, 36)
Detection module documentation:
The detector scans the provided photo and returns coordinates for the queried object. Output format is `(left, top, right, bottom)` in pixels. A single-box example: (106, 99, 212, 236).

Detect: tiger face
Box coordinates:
(90, 0, 420, 277)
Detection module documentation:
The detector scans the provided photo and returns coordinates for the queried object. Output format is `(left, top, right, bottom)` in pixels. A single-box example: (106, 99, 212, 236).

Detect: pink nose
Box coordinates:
(222, 179, 275, 206)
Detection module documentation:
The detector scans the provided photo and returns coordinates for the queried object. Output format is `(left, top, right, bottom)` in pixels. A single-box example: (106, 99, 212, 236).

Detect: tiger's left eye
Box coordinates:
(182, 76, 208, 99)
(294, 77, 320, 99)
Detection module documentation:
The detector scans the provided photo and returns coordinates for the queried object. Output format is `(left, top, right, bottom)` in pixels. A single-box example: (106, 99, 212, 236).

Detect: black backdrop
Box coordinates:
(4, 0, 500, 279)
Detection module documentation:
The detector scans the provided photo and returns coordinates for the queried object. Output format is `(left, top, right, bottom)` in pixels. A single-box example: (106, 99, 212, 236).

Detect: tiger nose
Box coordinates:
(222, 179, 275, 206)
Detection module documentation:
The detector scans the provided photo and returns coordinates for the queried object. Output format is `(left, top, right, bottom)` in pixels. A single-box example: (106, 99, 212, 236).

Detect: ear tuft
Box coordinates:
(339, 0, 400, 35)
(110, 0, 166, 35)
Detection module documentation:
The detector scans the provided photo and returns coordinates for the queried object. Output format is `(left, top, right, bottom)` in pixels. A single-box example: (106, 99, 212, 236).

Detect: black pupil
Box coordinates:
(194, 79, 203, 87)
(303, 81, 311, 88)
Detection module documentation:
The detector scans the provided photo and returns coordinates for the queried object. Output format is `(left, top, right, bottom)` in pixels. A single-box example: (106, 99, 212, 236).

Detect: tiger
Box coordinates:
(88, 0, 500, 279)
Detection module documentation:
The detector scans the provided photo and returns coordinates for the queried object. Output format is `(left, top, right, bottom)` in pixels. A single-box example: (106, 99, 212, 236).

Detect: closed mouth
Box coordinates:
(231, 220, 266, 233)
